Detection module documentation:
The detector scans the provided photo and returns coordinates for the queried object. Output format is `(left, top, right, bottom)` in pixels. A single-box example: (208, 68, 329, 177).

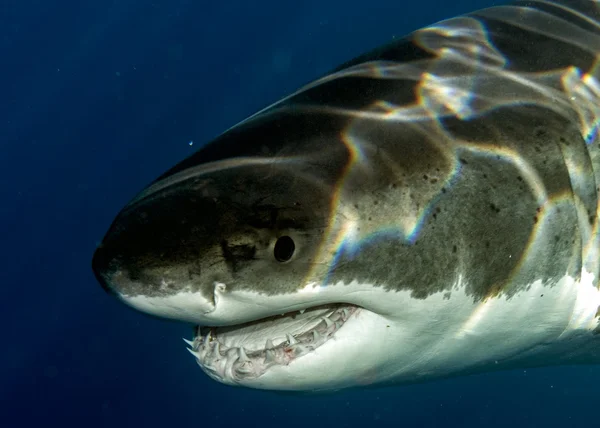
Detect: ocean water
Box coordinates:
(2, 0, 600, 426)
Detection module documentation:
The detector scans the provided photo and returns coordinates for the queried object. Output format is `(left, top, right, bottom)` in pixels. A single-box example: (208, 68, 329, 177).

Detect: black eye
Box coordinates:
(274, 236, 295, 262)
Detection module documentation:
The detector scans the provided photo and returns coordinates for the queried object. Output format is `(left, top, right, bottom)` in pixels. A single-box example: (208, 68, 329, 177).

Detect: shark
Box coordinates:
(92, 0, 600, 391)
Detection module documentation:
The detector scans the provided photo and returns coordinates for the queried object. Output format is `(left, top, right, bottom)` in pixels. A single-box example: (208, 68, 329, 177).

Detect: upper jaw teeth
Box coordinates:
(186, 347, 202, 359)
(184, 304, 358, 382)
(238, 346, 249, 362)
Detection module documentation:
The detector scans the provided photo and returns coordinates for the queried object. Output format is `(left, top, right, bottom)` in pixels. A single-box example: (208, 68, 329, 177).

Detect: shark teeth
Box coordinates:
(321, 317, 334, 328)
(212, 341, 221, 358)
(188, 304, 359, 382)
(187, 348, 202, 359)
(286, 333, 298, 345)
(238, 347, 250, 362)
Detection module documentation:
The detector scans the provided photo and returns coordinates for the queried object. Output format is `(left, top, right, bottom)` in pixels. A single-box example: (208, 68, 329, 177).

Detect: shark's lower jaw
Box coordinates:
(186, 304, 359, 384)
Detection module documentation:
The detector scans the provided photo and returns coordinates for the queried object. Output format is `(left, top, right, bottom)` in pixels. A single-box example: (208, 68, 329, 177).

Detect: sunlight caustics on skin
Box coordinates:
(92, 0, 600, 392)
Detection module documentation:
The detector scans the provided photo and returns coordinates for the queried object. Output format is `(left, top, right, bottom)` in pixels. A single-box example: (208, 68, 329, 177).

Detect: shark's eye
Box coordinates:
(274, 236, 295, 262)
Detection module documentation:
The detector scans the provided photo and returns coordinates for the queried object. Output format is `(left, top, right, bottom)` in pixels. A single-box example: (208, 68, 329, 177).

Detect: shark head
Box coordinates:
(90, 75, 568, 392)
(92, 100, 472, 391)
(92, 0, 600, 391)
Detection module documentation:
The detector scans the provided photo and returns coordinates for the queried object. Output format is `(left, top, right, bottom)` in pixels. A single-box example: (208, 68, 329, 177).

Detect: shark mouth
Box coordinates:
(185, 303, 359, 383)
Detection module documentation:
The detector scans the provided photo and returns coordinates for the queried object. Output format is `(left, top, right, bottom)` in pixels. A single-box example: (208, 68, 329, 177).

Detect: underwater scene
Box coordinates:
(3, 0, 600, 426)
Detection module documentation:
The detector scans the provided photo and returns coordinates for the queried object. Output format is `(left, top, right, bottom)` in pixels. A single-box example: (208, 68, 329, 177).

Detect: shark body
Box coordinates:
(93, 0, 600, 391)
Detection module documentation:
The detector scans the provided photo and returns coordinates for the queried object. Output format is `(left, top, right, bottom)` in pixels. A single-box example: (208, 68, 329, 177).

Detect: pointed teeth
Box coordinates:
(238, 347, 250, 362)
(182, 338, 195, 347)
(212, 341, 221, 358)
(186, 348, 202, 359)
(321, 317, 334, 328)
(265, 339, 275, 350)
(299, 309, 306, 314)
(286, 333, 298, 345)
(342, 308, 349, 320)
(312, 330, 320, 342)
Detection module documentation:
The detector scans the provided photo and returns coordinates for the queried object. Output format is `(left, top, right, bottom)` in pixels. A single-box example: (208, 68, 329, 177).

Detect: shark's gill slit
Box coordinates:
(187, 303, 359, 381)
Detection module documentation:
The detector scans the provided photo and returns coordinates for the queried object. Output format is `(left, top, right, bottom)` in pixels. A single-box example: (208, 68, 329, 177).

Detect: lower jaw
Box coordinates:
(186, 304, 359, 382)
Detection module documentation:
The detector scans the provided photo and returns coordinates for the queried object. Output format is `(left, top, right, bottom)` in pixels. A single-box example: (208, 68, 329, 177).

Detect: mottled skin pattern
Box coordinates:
(93, 0, 600, 309)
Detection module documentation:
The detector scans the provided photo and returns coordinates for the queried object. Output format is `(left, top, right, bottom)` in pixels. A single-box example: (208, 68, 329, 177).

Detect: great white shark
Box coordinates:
(93, 0, 600, 391)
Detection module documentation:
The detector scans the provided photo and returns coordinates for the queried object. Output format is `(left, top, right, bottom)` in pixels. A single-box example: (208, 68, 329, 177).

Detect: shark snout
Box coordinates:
(91, 243, 115, 294)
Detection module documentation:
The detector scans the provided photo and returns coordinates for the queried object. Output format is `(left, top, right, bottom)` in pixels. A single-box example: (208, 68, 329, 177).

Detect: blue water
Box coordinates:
(2, 0, 600, 426)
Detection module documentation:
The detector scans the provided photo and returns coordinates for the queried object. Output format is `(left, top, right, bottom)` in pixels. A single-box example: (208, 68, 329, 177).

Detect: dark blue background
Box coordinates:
(2, 0, 599, 426)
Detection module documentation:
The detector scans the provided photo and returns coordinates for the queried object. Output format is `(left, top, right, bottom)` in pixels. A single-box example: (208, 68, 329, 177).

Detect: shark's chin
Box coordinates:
(186, 303, 360, 385)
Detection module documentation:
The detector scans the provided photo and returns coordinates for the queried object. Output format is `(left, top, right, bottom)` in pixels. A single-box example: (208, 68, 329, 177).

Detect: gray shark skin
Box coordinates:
(93, 0, 600, 391)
